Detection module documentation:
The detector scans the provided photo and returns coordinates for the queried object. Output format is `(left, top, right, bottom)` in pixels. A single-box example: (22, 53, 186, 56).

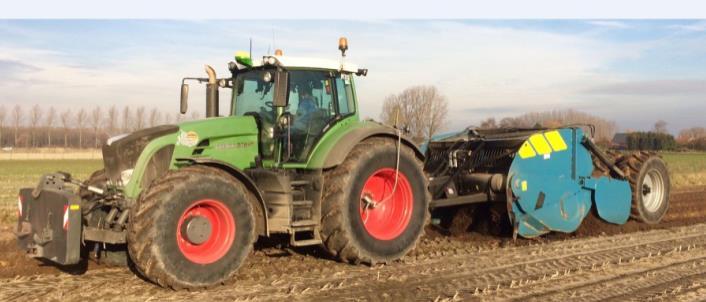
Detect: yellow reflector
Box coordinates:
(521, 180, 528, 192)
(544, 130, 568, 152)
(529, 134, 552, 155)
(70, 204, 80, 210)
(518, 141, 537, 159)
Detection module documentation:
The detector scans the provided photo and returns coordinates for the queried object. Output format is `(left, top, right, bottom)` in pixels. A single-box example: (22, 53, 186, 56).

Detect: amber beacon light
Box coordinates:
(338, 37, 348, 57)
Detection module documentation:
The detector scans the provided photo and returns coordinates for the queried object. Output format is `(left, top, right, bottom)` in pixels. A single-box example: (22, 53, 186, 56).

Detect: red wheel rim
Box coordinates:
(176, 199, 235, 264)
(359, 168, 414, 240)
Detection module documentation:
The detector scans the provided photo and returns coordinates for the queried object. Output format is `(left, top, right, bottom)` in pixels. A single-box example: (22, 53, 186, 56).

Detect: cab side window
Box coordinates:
(335, 74, 355, 116)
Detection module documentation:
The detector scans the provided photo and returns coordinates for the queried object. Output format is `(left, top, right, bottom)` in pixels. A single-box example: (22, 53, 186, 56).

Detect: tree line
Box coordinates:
(676, 127, 706, 151)
(0, 104, 200, 149)
(477, 109, 618, 145)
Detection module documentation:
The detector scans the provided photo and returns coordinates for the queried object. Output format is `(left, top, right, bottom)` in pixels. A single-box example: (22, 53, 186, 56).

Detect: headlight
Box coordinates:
(120, 169, 134, 185)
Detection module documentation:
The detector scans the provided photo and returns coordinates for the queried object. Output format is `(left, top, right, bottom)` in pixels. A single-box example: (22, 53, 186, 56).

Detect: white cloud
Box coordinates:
(587, 20, 631, 29)
(669, 21, 706, 32)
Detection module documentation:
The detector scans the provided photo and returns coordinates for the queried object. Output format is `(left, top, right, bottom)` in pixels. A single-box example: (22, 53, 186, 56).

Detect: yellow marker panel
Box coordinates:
(521, 180, 528, 192)
(518, 141, 536, 159)
(70, 204, 80, 210)
(529, 134, 552, 155)
(544, 130, 568, 152)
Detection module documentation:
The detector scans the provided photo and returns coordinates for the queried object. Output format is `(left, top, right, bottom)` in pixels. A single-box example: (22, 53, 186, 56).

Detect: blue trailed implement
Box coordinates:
(424, 126, 670, 238)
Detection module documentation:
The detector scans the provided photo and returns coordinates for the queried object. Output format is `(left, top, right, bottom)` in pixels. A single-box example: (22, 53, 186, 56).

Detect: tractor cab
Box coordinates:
(229, 57, 362, 163)
(180, 39, 368, 166)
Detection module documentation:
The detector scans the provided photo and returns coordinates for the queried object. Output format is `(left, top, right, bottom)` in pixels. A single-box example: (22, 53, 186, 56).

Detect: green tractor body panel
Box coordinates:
(123, 116, 259, 199)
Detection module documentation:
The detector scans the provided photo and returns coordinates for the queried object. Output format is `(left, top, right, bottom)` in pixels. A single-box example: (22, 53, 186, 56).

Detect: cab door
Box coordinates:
(284, 70, 352, 162)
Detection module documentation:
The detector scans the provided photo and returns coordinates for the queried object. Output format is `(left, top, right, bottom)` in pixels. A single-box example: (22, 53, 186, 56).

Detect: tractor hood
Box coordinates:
(102, 116, 260, 190)
(102, 125, 179, 183)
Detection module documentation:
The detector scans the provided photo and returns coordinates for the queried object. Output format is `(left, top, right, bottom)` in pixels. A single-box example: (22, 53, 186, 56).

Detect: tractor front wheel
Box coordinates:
(127, 165, 257, 289)
(320, 137, 429, 264)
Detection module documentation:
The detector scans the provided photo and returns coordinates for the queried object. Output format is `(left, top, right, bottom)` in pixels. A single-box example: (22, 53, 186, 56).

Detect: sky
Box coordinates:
(1, 20, 706, 134)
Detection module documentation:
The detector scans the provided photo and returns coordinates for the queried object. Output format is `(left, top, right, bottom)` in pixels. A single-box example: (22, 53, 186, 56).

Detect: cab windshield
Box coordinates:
(231, 69, 275, 116)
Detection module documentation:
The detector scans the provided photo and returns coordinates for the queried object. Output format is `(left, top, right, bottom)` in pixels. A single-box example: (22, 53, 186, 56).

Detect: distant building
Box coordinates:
(612, 133, 629, 149)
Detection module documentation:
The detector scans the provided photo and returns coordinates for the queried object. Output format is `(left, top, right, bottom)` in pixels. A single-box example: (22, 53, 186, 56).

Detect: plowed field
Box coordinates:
(1, 189, 705, 301)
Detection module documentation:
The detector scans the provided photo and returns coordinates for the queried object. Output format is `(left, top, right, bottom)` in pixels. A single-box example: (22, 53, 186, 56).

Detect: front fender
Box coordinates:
(123, 133, 178, 199)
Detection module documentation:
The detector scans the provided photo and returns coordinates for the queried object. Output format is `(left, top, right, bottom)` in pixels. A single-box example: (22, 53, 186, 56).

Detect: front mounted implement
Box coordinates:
(16, 173, 84, 265)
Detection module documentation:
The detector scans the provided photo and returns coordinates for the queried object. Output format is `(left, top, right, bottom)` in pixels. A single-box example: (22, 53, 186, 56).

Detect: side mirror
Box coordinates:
(180, 84, 189, 114)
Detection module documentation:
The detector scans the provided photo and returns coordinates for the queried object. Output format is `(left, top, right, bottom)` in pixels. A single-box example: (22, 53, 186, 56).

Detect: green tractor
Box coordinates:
(16, 38, 429, 288)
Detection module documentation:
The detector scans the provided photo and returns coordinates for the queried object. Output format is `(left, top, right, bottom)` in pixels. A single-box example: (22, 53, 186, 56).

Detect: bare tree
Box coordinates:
(122, 106, 131, 132)
(174, 112, 184, 124)
(60, 110, 71, 148)
(148, 108, 161, 127)
(162, 112, 174, 124)
(190, 111, 201, 121)
(46, 107, 56, 147)
(90, 106, 103, 148)
(654, 120, 668, 134)
(380, 85, 449, 143)
(0, 105, 6, 147)
(12, 105, 22, 147)
(677, 127, 706, 143)
(29, 105, 43, 147)
(76, 108, 87, 148)
(479, 117, 498, 129)
(106, 105, 118, 136)
(494, 109, 617, 142)
(135, 107, 146, 130)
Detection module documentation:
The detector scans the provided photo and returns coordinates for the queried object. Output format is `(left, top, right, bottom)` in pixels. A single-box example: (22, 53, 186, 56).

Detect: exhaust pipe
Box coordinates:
(205, 65, 219, 118)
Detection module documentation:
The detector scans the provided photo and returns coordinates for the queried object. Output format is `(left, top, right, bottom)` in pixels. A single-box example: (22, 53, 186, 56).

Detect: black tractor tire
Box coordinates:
(127, 165, 257, 289)
(617, 152, 670, 224)
(320, 137, 430, 264)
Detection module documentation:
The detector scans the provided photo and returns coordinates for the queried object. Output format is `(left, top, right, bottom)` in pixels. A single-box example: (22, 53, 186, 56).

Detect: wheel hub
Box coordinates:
(359, 168, 414, 241)
(176, 199, 236, 264)
(642, 169, 665, 213)
(181, 215, 212, 245)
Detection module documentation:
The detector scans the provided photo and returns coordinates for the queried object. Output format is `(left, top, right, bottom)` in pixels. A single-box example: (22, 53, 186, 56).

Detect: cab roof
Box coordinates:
(252, 55, 360, 73)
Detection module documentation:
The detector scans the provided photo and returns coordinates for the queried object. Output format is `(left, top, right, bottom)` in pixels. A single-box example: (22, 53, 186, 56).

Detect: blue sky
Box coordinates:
(1, 20, 706, 133)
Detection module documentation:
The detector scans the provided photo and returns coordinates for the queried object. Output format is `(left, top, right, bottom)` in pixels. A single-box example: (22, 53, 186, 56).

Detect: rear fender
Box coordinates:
(321, 124, 423, 169)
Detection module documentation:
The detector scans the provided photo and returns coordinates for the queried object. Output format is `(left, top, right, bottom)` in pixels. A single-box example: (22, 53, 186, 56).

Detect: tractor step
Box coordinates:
(289, 238, 323, 247)
(289, 219, 322, 247)
(291, 219, 317, 227)
(290, 180, 311, 187)
(293, 200, 313, 207)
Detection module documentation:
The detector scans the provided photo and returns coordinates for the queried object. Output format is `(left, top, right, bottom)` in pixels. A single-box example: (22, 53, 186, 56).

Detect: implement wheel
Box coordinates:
(320, 137, 429, 264)
(127, 165, 256, 289)
(618, 152, 670, 224)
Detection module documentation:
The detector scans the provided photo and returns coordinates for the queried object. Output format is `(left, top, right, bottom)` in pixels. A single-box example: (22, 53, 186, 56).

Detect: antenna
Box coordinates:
(249, 38, 252, 59)
(272, 30, 276, 52)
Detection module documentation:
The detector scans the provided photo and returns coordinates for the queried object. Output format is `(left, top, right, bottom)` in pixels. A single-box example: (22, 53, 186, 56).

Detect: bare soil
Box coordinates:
(1, 188, 706, 301)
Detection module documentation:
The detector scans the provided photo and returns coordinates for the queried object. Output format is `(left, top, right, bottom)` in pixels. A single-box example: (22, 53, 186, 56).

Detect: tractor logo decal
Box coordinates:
(518, 130, 568, 159)
(177, 131, 200, 147)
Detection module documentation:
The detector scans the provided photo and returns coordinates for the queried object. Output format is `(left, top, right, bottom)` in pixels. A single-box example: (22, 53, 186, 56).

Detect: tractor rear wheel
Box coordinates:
(127, 165, 257, 289)
(618, 152, 670, 224)
(320, 137, 429, 264)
